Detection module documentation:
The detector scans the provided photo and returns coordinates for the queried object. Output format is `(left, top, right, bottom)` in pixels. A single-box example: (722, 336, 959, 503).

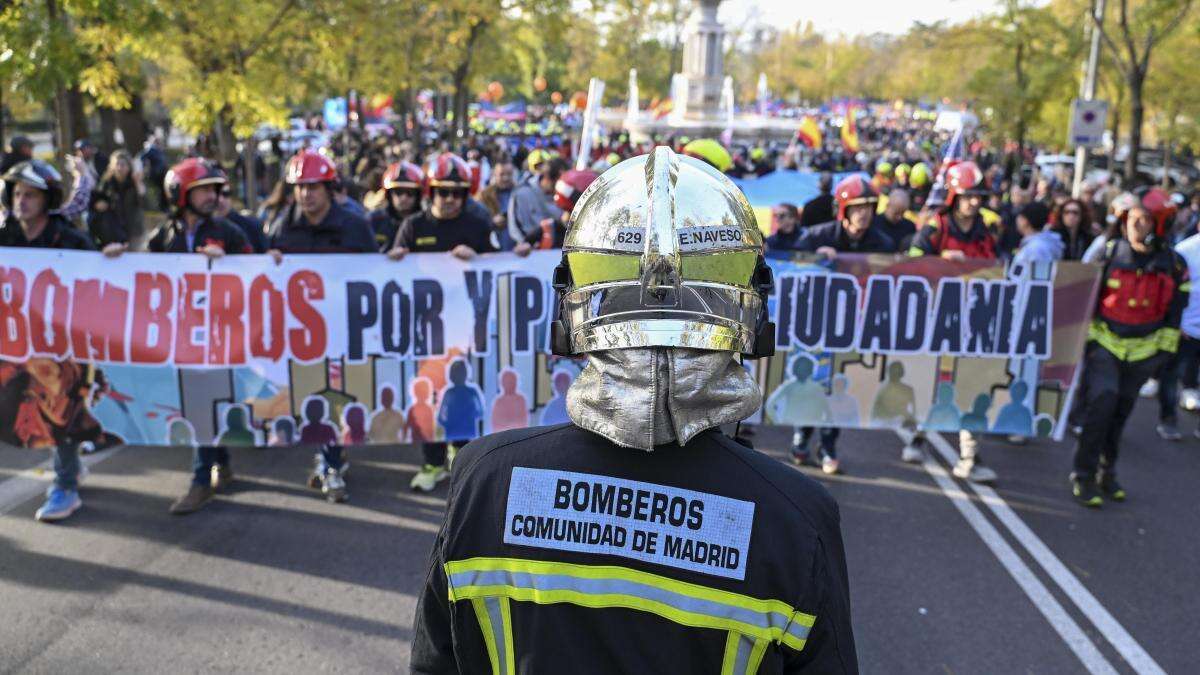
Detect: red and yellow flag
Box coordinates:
(841, 110, 860, 153)
(797, 116, 822, 149)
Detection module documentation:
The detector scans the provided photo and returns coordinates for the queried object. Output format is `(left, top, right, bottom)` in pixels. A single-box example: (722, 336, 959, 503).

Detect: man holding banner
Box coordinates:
(147, 158, 255, 515)
(2, 160, 124, 522)
(789, 175, 895, 474)
(412, 148, 856, 672)
(906, 161, 1000, 483)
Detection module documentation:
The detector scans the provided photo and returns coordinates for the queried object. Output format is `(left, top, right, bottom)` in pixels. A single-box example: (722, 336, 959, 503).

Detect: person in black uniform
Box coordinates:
(412, 147, 857, 673)
(368, 161, 424, 251)
(267, 149, 375, 502)
(142, 158, 255, 515)
(787, 175, 894, 475)
(1, 160, 124, 523)
(387, 152, 518, 492)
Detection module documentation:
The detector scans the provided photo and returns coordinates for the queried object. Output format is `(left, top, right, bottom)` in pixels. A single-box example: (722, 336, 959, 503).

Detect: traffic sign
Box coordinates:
(1068, 99, 1108, 148)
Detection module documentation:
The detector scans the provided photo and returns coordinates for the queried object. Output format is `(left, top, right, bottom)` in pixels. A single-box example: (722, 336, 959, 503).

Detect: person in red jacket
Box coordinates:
(904, 161, 1000, 484)
(1072, 189, 1188, 506)
(908, 161, 997, 260)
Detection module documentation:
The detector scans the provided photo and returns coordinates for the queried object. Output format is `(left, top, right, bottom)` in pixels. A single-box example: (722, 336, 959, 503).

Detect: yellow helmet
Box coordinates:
(910, 162, 931, 189)
(526, 148, 554, 173)
(551, 146, 774, 357)
(681, 138, 733, 173)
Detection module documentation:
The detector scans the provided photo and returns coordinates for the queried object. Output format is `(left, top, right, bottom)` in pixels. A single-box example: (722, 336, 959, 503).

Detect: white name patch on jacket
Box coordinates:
(503, 467, 756, 580)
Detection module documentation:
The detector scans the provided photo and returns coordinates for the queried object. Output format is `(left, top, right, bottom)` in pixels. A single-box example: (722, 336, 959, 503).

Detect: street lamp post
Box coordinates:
(1073, 0, 1106, 197)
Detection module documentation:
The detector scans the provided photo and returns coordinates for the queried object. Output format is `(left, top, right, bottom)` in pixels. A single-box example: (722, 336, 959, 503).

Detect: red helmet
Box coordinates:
(944, 161, 988, 206)
(285, 150, 338, 185)
(426, 153, 474, 191)
(164, 158, 226, 210)
(554, 169, 599, 211)
(833, 175, 879, 221)
(382, 161, 425, 191)
(1136, 187, 1178, 237)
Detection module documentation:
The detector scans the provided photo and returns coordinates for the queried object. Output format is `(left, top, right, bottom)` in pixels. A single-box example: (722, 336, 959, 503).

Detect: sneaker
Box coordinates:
(410, 464, 448, 492)
(1139, 378, 1159, 398)
(952, 459, 997, 484)
(169, 484, 214, 515)
(321, 467, 347, 503)
(1156, 422, 1183, 441)
(1181, 388, 1200, 412)
(35, 487, 82, 522)
(1072, 477, 1103, 508)
(1098, 474, 1126, 502)
(900, 443, 923, 464)
(307, 454, 327, 490)
(821, 456, 840, 475)
(789, 446, 810, 467)
(210, 465, 233, 492)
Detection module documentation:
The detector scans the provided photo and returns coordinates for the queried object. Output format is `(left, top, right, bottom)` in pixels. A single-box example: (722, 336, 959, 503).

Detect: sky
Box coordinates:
(721, 0, 1008, 36)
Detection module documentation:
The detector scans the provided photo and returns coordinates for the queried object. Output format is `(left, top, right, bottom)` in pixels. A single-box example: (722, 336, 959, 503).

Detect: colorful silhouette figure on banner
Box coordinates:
(1034, 414, 1054, 438)
(341, 403, 368, 445)
(406, 377, 437, 444)
(367, 385, 406, 443)
(167, 417, 198, 447)
(765, 354, 831, 425)
(992, 381, 1034, 436)
(299, 396, 338, 446)
(269, 416, 296, 446)
(960, 394, 992, 433)
(437, 359, 485, 443)
(870, 361, 917, 428)
(491, 368, 529, 432)
(216, 404, 257, 446)
(827, 374, 860, 426)
(540, 370, 574, 425)
(925, 383, 962, 431)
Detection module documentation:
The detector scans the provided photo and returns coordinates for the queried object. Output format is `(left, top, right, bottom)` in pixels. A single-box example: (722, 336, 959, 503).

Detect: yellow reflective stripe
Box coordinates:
(1087, 321, 1177, 361)
(447, 557, 807, 622)
(1106, 278, 1121, 289)
(721, 630, 742, 675)
(1179, 282, 1192, 292)
(499, 597, 515, 675)
(471, 598, 501, 675)
(747, 637, 770, 672)
(722, 631, 772, 675)
(566, 251, 640, 286)
(445, 557, 815, 648)
(907, 245, 926, 257)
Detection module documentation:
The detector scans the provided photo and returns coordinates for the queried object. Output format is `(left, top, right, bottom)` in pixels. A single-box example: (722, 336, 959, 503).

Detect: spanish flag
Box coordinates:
(796, 116, 822, 149)
(841, 109, 860, 153)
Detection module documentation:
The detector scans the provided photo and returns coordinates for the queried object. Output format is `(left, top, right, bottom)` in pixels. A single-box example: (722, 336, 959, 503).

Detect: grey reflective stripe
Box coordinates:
(448, 568, 795, 635)
(730, 632, 756, 675)
(484, 597, 508, 675)
(785, 617, 812, 644)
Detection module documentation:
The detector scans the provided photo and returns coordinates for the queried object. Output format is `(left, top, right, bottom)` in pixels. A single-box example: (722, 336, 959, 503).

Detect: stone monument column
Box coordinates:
(682, 0, 725, 116)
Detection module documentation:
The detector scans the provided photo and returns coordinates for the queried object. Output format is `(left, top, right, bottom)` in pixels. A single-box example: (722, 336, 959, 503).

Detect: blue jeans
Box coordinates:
(53, 443, 81, 491)
(1158, 335, 1200, 424)
(191, 446, 231, 487)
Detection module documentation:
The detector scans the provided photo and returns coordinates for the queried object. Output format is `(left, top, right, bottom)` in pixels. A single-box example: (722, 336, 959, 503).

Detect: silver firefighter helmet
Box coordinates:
(550, 145, 775, 357)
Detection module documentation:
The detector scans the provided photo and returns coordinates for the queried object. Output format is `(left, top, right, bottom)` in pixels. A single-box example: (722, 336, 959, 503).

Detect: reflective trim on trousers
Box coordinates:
(470, 596, 514, 675)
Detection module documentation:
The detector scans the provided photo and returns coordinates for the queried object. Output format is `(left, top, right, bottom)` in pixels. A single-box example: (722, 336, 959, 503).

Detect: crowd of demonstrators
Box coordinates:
(3, 96, 1200, 519)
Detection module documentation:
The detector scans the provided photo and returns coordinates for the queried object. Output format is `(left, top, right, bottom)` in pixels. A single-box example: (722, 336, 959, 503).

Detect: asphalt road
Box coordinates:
(1, 397, 1196, 674)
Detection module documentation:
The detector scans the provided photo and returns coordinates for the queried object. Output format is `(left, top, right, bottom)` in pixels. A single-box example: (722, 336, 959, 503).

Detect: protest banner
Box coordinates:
(0, 250, 1099, 449)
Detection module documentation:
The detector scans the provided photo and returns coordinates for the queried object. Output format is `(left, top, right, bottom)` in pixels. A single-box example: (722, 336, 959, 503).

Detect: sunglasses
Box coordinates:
(433, 187, 466, 199)
(773, 211, 793, 219)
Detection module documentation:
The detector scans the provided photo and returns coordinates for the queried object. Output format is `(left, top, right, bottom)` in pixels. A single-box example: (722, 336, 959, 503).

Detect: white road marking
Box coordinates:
(897, 431, 1118, 674)
(0, 446, 125, 516)
(924, 431, 1166, 675)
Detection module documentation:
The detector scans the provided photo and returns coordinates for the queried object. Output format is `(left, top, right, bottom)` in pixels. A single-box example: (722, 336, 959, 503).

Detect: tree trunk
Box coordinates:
(213, 109, 238, 167)
(98, 106, 117, 153)
(66, 86, 87, 143)
(1126, 71, 1144, 186)
(243, 137, 258, 210)
(450, 21, 486, 138)
(115, 94, 149, 152)
(1162, 139, 1171, 188)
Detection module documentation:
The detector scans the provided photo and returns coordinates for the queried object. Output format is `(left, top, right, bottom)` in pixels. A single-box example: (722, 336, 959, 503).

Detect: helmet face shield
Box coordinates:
(554, 146, 771, 356)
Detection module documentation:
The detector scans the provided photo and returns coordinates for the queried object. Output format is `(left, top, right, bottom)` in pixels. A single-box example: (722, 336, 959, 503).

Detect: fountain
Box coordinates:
(615, 0, 798, 143)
